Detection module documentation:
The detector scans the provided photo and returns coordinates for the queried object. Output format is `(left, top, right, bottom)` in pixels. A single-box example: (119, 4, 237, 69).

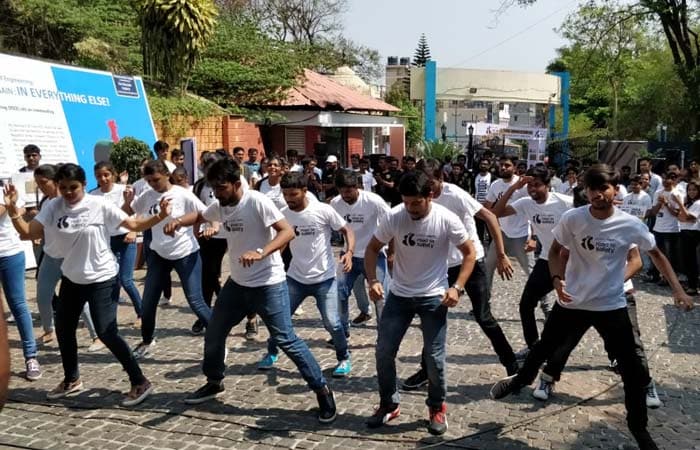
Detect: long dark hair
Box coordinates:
(685, 179, 700, 207)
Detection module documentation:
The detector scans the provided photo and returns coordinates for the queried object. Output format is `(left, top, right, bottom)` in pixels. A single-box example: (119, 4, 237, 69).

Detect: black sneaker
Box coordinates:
(183, 381, 225, 405)
(245, 320, 258, 340)
(366, 403, 400, 428)
(316, 386, 337, 424)
(490, 375, 521, 400)
(401, 369, 428, 391)
(514, 347, 530, 362)
(631, 428, 659, 450)
(351, 312, 372, 327)
(191, 320, 205, 336)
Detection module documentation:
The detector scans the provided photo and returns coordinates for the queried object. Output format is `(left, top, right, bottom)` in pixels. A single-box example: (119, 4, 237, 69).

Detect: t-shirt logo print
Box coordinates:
(533, 214, 542, 224)
(581, 236, 595, 251)
(402, 232, 416, 247)
(57, 215, 70, 229)
(148, 204, 160, 215)
(294, 225, 300, 236)
(343, 214, 352, 224)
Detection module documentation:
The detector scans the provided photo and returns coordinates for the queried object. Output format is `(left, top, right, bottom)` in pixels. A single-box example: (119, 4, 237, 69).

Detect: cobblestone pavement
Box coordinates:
(1, 259, 699, 450)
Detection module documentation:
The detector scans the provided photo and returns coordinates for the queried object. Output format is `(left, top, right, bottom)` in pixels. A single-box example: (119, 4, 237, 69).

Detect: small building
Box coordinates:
(257, 69, 405, 165)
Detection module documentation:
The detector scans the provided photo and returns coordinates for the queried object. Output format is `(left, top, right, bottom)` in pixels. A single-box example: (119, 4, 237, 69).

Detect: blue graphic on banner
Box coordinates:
(113, 75, 140, 98)
(51, 66, 156, 189)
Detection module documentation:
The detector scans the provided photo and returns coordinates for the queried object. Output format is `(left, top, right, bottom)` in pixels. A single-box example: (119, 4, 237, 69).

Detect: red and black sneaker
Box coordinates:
(428, 403, 448, 435)
(366, 403, 400, 428)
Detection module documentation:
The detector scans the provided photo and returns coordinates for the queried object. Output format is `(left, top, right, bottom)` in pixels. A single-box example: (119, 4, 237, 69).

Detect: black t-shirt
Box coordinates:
(322, 169, 338, 199)
(376, 169, 403, 206)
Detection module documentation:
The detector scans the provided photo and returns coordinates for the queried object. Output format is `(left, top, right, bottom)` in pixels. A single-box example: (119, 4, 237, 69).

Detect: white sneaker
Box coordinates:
(645, 380, 661, 409)
(158, 297, 171, 306)
(132, 340, 156, 359)
(532, 373, 554, 401)
(87, 338, 106, 353)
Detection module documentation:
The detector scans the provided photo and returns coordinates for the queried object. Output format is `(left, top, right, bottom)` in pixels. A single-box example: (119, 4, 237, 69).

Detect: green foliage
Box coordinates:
(413, 33, 431, 67)
(147, 87, 226, 138)
(385, 84, 422, 150)
(418, 140, 462, 162)
(135, 0, 218, 93)
(110, 137, 153, 183)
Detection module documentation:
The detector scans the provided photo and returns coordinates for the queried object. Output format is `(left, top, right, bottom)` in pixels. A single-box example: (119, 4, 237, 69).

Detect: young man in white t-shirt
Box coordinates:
(364, 172, 476, 436)
(620, 175, 652, 221)
(490, 164, 694, 450)
(175, 158, 337, 423)
(483, 155, 533, 289)
(473, 159, 493, 243)
(331, 170, 391, 329)
(126, 160, 212, 359)
(492, 166, 573, 359)
(400, 161, 518, 391)
(257, 172, 355, 378)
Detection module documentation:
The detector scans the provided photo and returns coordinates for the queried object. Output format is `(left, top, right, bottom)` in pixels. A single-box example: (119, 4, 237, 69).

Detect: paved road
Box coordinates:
(1, 260, 699, 450)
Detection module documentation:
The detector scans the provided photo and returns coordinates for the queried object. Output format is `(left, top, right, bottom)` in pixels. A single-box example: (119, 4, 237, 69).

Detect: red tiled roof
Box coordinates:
(276, 69, 399, 113)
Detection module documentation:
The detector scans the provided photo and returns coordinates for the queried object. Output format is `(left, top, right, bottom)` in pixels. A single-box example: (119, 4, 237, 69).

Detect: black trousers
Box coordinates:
(55, 276, 145, 386)
(197, 237, 228, 306)
(420, 261, 517, 373)
(515, 303, 648, 432)
(520, 259, 553, 348)
(681, 230, 700, 290)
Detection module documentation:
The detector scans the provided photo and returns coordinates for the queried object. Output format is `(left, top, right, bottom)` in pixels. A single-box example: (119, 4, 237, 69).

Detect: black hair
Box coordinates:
(572, 186, 588, 207)
(232, 146, 245, 154)
(334, 169, 359, 188)
(499, 155, 518, 165)
(398, 171, 432, 197)
(153, 140, 169, 153)
(248, 147, 258, 154)
(94, 160, 116, 174)
(55, 163, 86, 185)
(170, 148, 184, 158)
(280, 172, 307, 189)
(638, 157, 652, 164)
(171, 166, 188, 181)
(34, 164, 57, 180)
(23, 144, 40, 155)
(584, 164, 619, 190)
(286, 149, 299, 157)
(629, 174, 642, 184)
(525, 165, 551, 185)
(143, 159, 171, 176)
(420, 158, 443, 181)
(404, 156, 416, 163)
(207, 158, 241, 186)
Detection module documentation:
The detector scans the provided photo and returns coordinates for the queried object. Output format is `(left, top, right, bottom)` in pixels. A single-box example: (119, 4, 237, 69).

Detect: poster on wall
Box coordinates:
(0, 52, 157, 189)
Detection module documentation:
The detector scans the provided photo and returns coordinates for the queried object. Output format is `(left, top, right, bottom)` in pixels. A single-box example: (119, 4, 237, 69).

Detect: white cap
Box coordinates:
(326, 155, 338, 163)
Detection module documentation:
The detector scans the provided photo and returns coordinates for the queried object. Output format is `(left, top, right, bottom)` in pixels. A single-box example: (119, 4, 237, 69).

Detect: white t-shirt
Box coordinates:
(511, 192, 573, 261)
(648, 172, 662, 194)
(652, 189, 681, 233)
(283, 201, 346, 284)
(432, 183, 484, 266)
(614, 184, 628, 201)
(89, 183, 129, 236)
(35, 195, 127, 284)
(620, 192, 651, 221)
(374, 203, 468, 297)
(360, 171, 377, 192)
(132, 178, 150, 197)
(680, 199, 700, 231)
(0, 198, 25, 258)
(196, 184, 225, 239)
(162, 159, 177, 173)
(549, 176, 563, 193)
(202, 190, 286, 287)
(258, 178, 286, 210)
(552, 206, 656, 311)
(474, 173, 492, 203)
(330, 190, 390, 259)
(485, 176, 530, 238)
(557, 181, 577, 196)
(132, 185, 206, 260)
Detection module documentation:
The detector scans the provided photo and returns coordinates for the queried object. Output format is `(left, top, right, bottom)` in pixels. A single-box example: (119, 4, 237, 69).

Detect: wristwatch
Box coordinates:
(255, 248, 264, 255)
(451, 284, 465, 296)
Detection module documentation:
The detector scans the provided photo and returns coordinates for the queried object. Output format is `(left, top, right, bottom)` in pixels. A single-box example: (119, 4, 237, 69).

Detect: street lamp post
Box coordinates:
(467, 124, 474, 171)
(441, 123, 447, 142)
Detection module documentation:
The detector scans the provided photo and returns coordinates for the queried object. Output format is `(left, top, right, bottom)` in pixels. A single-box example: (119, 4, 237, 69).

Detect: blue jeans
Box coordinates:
(268, 277, 349, 362)
(203, 278, 326, 390)
(0, 251, 36, 360)
(56, 276, 145, 386)
(110, 235, 142, 317)
(141, 250, 211, 344)
(376, 291, 447, 408)
(36, 254, 97, 339)
(337, 252, 388, 334)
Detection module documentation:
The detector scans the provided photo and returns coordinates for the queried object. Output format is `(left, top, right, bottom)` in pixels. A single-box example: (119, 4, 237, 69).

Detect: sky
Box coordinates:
(342, 0, 580, 76)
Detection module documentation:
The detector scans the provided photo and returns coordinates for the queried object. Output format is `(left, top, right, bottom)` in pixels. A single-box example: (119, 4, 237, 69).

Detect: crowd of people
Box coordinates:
(0, 141, 695, 449)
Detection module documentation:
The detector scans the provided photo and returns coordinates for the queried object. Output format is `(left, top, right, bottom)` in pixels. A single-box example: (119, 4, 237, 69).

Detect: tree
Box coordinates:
(413, 33, 431, 67)
(511, 0, 700, 136)
(385, 83, 423, 150)
(135, 0, 218, 93)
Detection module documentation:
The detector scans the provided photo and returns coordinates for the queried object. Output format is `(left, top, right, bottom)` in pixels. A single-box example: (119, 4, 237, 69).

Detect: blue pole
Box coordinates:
(550, 71, 570, 167)
(424, 60, 437, 141)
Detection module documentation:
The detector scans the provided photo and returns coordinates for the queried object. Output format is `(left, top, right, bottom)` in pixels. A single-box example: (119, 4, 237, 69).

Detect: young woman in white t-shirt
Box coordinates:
(646, 172, 682, 283)
(5, 163, 172, 406)
(675, 179, 700, 295)
(90, 161, 143, 326)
